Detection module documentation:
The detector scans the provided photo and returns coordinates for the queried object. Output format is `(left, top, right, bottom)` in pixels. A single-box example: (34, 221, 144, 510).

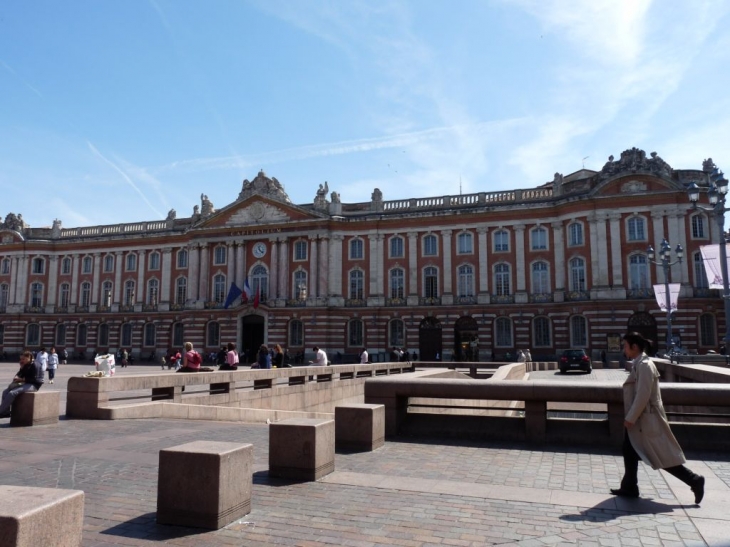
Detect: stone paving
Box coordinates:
(1, 363, 729, 546)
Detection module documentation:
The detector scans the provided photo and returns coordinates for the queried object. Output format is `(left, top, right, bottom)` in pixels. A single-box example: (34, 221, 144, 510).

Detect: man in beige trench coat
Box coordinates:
(611, 332, 705, 503)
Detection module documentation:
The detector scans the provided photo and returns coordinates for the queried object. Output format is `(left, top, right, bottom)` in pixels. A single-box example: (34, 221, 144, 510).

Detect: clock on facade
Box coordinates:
(252, 242, 267, 258)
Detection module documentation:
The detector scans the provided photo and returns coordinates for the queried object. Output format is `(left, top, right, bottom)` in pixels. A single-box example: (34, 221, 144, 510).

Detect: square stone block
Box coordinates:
(11, 391, 60, 427)
(157, 440, 252, 529)
(335, 404, 385, 451)
(0, 485, 84, 547)
(269, 418, 334, 480)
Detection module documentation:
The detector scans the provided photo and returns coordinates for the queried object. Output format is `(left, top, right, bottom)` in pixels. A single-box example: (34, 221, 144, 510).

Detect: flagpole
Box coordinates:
(647, 239, 684, 355)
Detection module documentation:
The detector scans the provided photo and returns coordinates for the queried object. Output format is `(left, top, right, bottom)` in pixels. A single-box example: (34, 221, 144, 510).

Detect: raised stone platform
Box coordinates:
(10, 390, 60, 427)
(335, 403, 384, 451)
(269, 417, 335, 480)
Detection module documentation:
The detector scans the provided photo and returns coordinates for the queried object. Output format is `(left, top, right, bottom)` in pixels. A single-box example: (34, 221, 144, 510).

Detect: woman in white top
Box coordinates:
(47, 347, 59, 384)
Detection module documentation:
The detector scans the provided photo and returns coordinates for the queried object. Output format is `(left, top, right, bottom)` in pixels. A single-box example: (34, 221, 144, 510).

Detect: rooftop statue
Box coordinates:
(238, 170, 291, 203)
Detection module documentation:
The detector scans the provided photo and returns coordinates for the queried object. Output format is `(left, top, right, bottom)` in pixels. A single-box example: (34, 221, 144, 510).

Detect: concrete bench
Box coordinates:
(0, 485, 84, 547)
(335, 404, 384, 451)
(269, 418, 334, 480)
(157, 440, 253, 529)
(11, 390, 60, 427)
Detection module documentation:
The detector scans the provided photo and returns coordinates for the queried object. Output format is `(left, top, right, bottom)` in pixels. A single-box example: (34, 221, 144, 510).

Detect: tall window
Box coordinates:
(691, 214, 707, 239)
(294, 270, 307, 299)
(423, 234, 438, 256)
(627, 217, 645, 241)
(61, 257, 71, 275)
(494, 230, 509, 252)
(569, 257, 586, 291)
(531, 261, 550, 294)
(349, 270, 364, 299)
(124, 280, 135, 306)
(424, 266, 438, 298)
(531, 227, 548, 250)
(59, 283, 70, 308)
(0, 284, 8, 309)
(207, 322, 220, 348)
(213, 274, 226, 303)
(570, 315, 588, 347)
(30, 282, 43, 307)
(457, 232, 473, 254)
(26, 324, 40, 346)
(99, 323, 109, 347)
(214, 246, 227, 265)
(77, 324, 87, 346)
(700, 313, 716, 346)
(32, 257, 45, 274)
(104, 255, 114, 272)
(294, 241, 307, 261)
(494, 263, 511, 296)
(0, 324, 4, 345)
(694, 252, 709, 289)
(149, 252, 160, 270)
(121, 323, 132, 347)
(390, 268, 405, 299)
(126, 254, 137, 271)
(389, 319, 405, 347)
(457, 265, 474, 297)
(176, 277, 187, 305)
(147, 279, 159, 305)
(533, 316, 551, 347)
(348, 319, 364, 347)
(251, 265, 268, 300)
(177, 249, 188, 268)
(350, 238, 364, 259)
(102, 281, 113, 307)
(289, 319, 303, 347)
(390, 236, 404, 258)
(628, 254, 649, 289)
(568, 222, 583, 246)
(144, 323, 156, 347)
(495, 317, 512, 347)
(1, 258, 10, 274)
(82, 256, 92, 274)
(172, 323, 184, 347)
(55, 324, 66, 347)
(80, 282, 91, 307)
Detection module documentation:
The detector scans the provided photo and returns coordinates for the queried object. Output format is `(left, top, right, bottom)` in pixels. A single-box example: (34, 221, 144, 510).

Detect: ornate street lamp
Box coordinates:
(688, 166, 730, 349)
(646, 239, 683, 354)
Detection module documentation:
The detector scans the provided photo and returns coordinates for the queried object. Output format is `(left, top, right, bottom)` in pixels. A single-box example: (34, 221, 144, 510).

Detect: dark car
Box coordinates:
(559, 349, 592, 373)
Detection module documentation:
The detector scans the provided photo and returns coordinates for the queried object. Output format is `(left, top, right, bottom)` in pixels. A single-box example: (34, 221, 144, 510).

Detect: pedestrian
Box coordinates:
(219, 342, 239, 370)
(176, 342, 202, 373)
(35, 347, 48, 373)
(256, 344, 271, 369)
(62, 348, 68, 365)
(121, 348, 128, 368)
(360, 348, 369, 364)
(611, 332, 705, 504)
(216, 345, 227, 367)
(47, 347, 59, 384)
(309, 345, 328, 366)
(524, 349, 532, 362)
(0, 351, 44, 418)
(273, 344, 284, 368)
(160, 356, 166, 370)
(517, 350, 526, 363)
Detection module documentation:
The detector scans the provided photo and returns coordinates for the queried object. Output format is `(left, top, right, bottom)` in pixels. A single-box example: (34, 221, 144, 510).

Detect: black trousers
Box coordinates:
(621, 429, 700, 491)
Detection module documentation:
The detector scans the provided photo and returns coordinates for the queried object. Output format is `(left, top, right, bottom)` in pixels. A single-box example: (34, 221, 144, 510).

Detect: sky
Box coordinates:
(2, 0, 730, 229)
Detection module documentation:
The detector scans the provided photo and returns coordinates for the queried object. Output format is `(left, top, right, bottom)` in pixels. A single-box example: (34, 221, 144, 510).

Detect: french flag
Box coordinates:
(243, 278, 253, 302)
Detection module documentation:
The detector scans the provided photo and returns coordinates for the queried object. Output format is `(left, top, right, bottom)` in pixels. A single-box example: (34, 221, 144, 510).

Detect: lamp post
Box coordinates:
(646, 239, 683, 354)
(688, 166, 730, 350)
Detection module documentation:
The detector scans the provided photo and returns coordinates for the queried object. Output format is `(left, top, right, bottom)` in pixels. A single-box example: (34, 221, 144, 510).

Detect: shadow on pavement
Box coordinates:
(559, 497, 684, 523)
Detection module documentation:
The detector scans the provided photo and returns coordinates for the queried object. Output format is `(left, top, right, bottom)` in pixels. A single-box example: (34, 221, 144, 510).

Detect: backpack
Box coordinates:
(190, 351, 202, 366)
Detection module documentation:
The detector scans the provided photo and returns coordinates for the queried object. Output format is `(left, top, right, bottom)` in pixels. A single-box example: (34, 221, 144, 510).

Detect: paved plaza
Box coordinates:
(1, 362, 729, 546)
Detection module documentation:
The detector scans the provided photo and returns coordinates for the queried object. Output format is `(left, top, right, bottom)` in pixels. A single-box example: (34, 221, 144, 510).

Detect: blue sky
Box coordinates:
(2, 0, 730, 228)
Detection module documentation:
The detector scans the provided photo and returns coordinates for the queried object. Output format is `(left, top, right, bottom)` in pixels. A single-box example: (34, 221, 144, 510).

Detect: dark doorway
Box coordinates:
(454, 316, 479, 362)
(240, 315, 265, 364)
(627, 312, 658, 355)
(419, 316, 442, 361)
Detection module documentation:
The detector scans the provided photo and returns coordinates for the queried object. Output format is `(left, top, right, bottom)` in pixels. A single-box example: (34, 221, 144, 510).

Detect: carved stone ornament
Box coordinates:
(620, 180, 647, 193)
(226, 202, 290, 225)
(599, 148, 672, 180)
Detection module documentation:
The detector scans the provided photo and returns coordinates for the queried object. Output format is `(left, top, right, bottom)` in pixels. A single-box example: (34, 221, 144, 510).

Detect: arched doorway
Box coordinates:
(240, 314, 265, 364)
(419, 316, 442, 361)
(454, 316, 479, 362)
(627, 312, 658, 356)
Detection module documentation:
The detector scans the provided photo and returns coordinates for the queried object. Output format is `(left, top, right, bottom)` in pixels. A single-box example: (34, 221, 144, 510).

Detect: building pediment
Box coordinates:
(195, 196, 323, 229)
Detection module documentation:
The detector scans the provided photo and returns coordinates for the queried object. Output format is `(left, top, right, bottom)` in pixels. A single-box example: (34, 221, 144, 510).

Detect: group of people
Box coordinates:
(516, 349, 533, 362)
(389, 347, 414, 362)
(0, 349, 47, 418)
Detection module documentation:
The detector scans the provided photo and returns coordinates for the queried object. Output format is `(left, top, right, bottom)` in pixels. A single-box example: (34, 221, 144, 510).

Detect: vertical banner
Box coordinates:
(653, 283, 681, 312)
(700, 244, 730, 289)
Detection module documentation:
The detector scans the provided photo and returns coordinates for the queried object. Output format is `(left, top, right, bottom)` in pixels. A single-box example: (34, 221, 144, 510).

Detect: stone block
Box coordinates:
(269, 418, 334, 480)
(157, 440, 253, 529)
(335, 404, 385, 451)
(0, 485, 84, 547)
(11, 390, 60, 427)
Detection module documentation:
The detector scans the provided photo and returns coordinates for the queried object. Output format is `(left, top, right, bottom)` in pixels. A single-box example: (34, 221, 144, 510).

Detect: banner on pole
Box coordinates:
(653, 283, 681, 312)
(700, 244, 730, 289)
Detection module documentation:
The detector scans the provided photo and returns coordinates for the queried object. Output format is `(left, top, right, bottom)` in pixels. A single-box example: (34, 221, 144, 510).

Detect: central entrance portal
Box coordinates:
(240, 315, 265, 364)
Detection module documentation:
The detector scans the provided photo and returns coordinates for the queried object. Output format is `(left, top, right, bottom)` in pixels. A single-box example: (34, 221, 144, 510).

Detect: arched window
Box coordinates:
(30, 282, 43, 307)
(99, 323, 109, 347)
(694, 252, 709, 289)
(251, 265, 268, 301)
(570, 316, 588, 347)
(494, 263, 510, 296)
(172, 323, 184, 347)
(457, 264, 474, 297)
(699, 313, 716, 346)
(457, 232, 473, 254)
(104, 254, 114, 272)
(102, 281, 113, 307)
(80, 281, 91, 307)
(568, 222, 583, 246)
(176, 277, 187, 305)
(59, 283, 70, 308)
(126, 253, 137, 271)
(149, 251, 160, 270)
(207, 322, 220, 348)
(348, 319, 364, 347)
(0, 283, 8, 310)
(82, 256, 92, 274)
(77, 324, 87, 346)
(390, 236, 404, 258)
(213, 274, 226, 303)
(627, 216, 646, 241)
(147, 279, 159, 305)
(294, 270, 308, 299)
(531, 261, 550, 294)
(533, 316, 551, 347)
(144, 323, 156, 347)
(124, 280, 135, 306)
(531, 226, 547, 250)
(424, 266, 438, 298)
(26, 323, 40, 346)
(121, 323, 133, 347)
(628, 254, 649, 289)
(349, 270, 364, 300)
(177, 249, 188, 268)
(390, 268, 405, 299)
(61, 257, 72, 275)
(495, 317, 512, 347)
(691, 214, 707, 239)
(214, 245, 227, 265)
(350, 238, 364, 259)
(423, 234, 438, 256)
(32, 257, 45, 274)
(389, 319, 405, 348)
(569, 257, 586, 291)
(289, 319, 304, 347)
(1, 258, 10, 274)
(494, 230, 509, 252)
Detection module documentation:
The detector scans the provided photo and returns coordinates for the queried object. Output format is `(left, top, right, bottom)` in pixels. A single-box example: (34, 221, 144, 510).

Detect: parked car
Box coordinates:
(559, 349, 592, 374)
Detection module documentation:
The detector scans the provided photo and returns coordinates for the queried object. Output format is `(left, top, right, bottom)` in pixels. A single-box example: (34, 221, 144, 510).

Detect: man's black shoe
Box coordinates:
(692, 476, 705, 504)
(610, 488, 639, 498)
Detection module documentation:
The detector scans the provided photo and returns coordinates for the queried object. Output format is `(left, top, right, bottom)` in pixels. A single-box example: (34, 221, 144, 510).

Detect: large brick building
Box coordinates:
(0, 148, 724, 362)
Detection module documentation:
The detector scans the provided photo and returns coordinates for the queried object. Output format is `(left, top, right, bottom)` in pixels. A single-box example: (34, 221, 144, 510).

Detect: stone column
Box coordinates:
(588, 215, 601, 287)
(114, 252, 123, 304)
(368, 234, 379, 297)
(651, 211, 667, 283)
(514, 225, 526, 301)
(235, 241, 246, 289)
(669, 209, 689, 284)
(16, 256, 29, 306)
(477, 227, 489, 302)
(136, 250, 146, 303)
(277, 237, 289, 300)
(318, 236, 329, 298)
(309, 236, 318, 298)
(198, 244, 209, 301)
(92, 253, 102, 304)
(226, 242, 235, 291)
(269, 238, 279, 299)
(441, 230, 453, 302)
(551, 222, 565, 301)
(328, 235, 343, 303)
(47, 256, 58, 311)
(8, 256, 19, 305)
(407, 232, 418, 302)
(595, 214, 609, 286)
(70, 254, 80, 305)
(161, 248, 173, 303)
(608, 214, 624, 288)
